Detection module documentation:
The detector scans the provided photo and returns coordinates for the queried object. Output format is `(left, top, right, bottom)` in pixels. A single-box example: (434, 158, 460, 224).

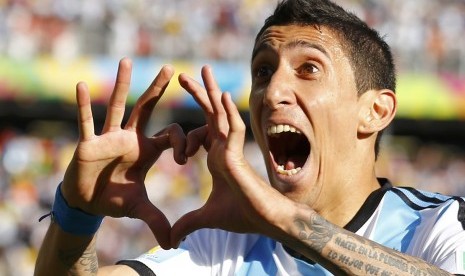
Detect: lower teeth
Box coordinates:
(277, 165, 301, 176)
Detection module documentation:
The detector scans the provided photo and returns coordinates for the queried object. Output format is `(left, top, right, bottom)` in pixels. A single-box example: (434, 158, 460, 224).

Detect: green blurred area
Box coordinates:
(396, 73, 465, 120)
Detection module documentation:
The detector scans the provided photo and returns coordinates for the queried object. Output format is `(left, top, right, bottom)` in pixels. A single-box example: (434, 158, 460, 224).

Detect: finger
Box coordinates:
(151, 124, 187, 165)
(222, 92, 246, 152)
(126, 65, 175, 132)
(178, 73, 215, 128)
(133, 201, 172, 249)
(102, 58, 132, 133)
(171, 209, 206, 249)
(185, 126, 210, 157)
(201, 66, 228, 136)
(76, 82, 95, 141)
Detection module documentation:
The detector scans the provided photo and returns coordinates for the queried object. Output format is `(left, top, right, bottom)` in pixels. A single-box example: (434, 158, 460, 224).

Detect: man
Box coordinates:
(35, 0, 465, 275)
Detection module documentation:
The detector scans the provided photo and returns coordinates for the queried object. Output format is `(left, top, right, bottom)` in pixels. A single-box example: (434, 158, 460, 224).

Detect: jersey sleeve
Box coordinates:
(413, 199, 465, 274)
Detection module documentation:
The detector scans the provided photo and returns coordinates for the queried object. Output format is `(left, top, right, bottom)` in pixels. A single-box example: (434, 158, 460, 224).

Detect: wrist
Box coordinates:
(52, 183, 104, 235)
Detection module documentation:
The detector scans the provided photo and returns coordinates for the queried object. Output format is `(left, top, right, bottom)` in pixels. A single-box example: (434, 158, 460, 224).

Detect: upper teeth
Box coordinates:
(267, 124, 301, 136)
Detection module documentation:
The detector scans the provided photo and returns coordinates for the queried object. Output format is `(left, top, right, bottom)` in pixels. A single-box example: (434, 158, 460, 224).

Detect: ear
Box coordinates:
(358, 89, 397, 134)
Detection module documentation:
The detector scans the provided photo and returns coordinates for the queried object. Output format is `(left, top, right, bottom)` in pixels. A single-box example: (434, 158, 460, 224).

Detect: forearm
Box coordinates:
(34, 222, 99, 276)
(284, 209, 452, 276)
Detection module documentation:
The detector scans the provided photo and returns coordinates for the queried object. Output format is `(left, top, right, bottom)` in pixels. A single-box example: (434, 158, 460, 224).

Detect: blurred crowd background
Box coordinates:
(1, 0, 465, 72)
(0, 0, 465, 275)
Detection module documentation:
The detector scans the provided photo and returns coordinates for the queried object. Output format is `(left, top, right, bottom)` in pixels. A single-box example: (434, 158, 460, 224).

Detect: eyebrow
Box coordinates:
(251, 39, 330, 62)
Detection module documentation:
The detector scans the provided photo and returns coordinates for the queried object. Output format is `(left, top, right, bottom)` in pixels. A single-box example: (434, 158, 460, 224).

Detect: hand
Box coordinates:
(171, 66, 293, 247)
(61, 58, 186, 248)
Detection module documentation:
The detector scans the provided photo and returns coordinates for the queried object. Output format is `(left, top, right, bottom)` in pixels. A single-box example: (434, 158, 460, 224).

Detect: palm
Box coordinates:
(61, 59, 186, 248)
(68, 130, 155, 216)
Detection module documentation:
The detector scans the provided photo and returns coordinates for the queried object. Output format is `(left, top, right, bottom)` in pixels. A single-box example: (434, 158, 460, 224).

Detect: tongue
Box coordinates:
(285, 155, 307, 170)
(285, 160, 297, 170)
(276, 148, 308, 170)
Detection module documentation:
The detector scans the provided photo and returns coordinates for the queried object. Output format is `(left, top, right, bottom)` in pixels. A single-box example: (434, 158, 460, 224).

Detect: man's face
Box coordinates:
(249, 24, 362, 206)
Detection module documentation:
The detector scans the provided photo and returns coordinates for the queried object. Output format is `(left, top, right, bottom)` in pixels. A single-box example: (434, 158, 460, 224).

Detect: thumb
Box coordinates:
(171, 208, 207, 248)
(133, 201, 172, 249)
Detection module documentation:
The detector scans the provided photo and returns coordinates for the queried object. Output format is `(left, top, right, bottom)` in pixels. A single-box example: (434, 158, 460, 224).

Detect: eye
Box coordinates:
(254, 65, 274, 79)
(297, 63, 320, 75)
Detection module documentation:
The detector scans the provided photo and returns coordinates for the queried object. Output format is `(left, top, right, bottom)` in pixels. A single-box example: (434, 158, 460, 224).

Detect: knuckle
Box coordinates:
(206, 110, 215, 117)
(170, 123, 183, 131)
(236, 122, 246, 132)
(167, 124, 184, 136)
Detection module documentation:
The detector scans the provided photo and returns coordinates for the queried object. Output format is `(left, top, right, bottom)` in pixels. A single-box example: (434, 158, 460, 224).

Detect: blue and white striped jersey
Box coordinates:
(120, 179, 465, 275)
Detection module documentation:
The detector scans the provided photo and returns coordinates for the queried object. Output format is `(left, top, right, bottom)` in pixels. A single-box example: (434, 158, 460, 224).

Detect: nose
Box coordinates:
(263, 67, 295, 109)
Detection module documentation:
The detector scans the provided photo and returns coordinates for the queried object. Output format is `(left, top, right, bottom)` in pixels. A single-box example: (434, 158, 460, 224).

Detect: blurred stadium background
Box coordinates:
(0, 0, 464, 274)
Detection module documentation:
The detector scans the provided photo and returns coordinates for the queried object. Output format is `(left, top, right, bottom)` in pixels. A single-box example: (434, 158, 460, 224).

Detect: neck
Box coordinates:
(314, 161, 381, 228)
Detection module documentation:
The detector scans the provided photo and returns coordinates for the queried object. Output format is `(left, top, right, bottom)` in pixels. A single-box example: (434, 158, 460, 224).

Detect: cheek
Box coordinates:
(303, 95, 351, 141)
(313, 105, 359, 149)
(248, 94, 263, 137)
(248, 92, 262, 122)
(248, 89, 262, 108)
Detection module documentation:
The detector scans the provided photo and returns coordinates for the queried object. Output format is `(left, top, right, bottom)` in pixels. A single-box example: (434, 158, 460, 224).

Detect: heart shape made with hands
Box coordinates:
(70, 59, 286, 250)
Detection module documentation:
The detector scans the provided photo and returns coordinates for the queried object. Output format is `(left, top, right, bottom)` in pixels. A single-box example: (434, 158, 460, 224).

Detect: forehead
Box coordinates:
(252, 24, 346, 61)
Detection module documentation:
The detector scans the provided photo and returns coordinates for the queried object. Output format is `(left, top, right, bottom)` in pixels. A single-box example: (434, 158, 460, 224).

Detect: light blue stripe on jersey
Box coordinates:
(237, 236, 277, 275)
(371, 190, 422, 252)
(237, 236, 333, 275)
(295, 259, 333, 275)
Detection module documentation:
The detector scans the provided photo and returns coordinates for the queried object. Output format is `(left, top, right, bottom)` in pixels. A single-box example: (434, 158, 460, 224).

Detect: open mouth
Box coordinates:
(267, 124, 310, 176)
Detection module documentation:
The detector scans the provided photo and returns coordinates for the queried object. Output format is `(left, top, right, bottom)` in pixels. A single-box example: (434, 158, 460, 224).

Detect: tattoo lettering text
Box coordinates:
(293, 213, 451, 276)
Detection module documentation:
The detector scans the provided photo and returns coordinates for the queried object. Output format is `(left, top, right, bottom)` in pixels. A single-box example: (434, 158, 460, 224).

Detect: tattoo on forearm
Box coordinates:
(294, 212, 336, 254)
(294, 213, 451, 275)
(58, 238, 98, 275)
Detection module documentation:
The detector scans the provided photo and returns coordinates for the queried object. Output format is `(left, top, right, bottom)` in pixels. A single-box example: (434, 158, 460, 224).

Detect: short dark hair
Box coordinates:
(254, 0, 396, 157)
